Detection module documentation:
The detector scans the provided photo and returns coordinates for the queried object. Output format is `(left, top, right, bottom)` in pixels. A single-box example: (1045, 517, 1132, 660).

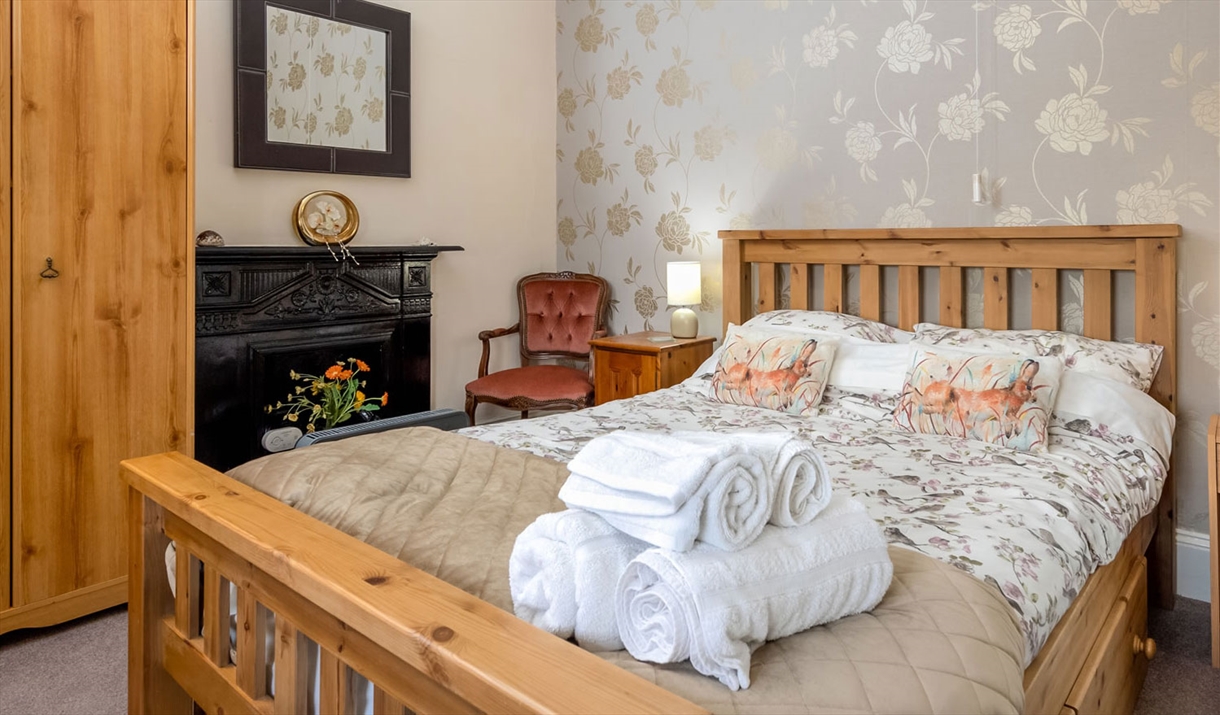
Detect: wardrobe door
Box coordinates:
(11, 0, 191, 608)
(1, 0, 12, 614)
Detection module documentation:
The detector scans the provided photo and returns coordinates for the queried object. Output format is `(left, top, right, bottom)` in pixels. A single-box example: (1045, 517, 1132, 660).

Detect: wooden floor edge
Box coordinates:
(0, 576, 127, 635)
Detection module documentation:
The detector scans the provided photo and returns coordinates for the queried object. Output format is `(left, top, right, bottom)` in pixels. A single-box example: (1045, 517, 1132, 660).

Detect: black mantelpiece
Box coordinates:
(195, 244, 462, 471)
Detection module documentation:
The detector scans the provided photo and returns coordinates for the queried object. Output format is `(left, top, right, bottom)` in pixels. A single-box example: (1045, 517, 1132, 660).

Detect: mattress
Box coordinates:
(462, 379, 1169, 664)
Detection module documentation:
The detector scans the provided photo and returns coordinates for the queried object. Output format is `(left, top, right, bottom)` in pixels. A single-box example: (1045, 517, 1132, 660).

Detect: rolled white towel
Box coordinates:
(675, 431, 833, 527)
(616, 496, 893, 690)
(561, 448, 770, 552)
(509, 510, 649, 650)
(561, 431, 739, 515)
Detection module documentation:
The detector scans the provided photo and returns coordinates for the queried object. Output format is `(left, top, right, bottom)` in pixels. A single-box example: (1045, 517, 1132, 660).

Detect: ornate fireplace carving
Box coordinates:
(195, 244, 462, 471)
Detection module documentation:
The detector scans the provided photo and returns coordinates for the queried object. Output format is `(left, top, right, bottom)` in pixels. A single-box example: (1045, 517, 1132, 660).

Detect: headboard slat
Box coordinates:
(757, 262, 778, 315)
(722, 238, 751, 328)
(1082, 269, 1113, 340)
(984, 268, 1009, 330)
(789, 264, 810, 310)
(824, 265, 845, 313)
(1031, 269, 1059, 331)
(898, 266, 920, 331)
(860, 265, 882, 321)
(938, 266, 964, 327)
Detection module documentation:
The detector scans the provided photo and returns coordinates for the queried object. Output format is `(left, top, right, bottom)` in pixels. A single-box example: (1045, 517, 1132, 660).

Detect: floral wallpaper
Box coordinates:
(555, 0, 1219, 532)
(265, 7, 388, 150)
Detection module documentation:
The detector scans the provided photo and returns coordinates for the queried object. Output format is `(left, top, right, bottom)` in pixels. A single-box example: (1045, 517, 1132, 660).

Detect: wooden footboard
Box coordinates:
(123, 451, 706, 715)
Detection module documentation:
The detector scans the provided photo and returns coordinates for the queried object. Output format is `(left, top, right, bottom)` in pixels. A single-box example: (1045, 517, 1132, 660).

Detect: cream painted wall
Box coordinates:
(194, 0, 557, 416)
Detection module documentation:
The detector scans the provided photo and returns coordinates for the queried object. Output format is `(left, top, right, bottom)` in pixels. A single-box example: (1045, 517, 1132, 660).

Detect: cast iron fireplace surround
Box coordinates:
(195, 244, 461, 471)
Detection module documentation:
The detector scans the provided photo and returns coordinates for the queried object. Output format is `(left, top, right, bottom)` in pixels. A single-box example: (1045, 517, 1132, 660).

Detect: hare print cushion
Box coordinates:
(913, 323, 1162, 393)
(711, 326, 839, 416)
(893, 347, 1065, 453)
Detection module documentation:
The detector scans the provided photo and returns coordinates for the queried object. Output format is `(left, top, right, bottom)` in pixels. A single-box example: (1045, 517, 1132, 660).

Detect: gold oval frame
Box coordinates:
(293, 190, 360, 246)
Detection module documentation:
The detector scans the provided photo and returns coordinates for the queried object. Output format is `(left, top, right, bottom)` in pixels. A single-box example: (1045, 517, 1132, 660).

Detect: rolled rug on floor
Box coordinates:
(509, 509, 650, 650)
(615, 495, 893, 690)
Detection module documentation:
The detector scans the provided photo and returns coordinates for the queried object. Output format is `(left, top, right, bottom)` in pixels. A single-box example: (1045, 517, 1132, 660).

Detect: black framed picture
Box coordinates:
(234, 0, 411, 178)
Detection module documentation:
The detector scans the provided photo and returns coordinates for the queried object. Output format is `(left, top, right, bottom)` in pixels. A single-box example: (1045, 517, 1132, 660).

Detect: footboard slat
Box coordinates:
(319, 649, 354, 715)
(203, 564, 231, 666)
(174, 548, 200, 638)
(373, 685, 410, 715)
(236, 587, 268, 699)
(274, 619, 309, 715)
(125, 452, 702, 715)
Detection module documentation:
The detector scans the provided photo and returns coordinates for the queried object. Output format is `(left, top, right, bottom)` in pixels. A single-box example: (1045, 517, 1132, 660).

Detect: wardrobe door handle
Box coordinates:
(40, 257, 59, 279)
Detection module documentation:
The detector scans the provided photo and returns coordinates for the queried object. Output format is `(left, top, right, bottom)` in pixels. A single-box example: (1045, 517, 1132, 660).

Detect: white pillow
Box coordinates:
(745, 310, 912, 344)
(826, 342, 911, 394)
(1052, 371, 1176, 466)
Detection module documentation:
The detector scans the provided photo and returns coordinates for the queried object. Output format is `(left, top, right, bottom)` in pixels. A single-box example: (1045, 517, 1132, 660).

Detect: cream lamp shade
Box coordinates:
(666, 261, 701, 338)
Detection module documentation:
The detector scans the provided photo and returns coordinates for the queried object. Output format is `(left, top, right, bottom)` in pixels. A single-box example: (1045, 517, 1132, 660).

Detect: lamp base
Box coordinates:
(670, 307, 698, 339)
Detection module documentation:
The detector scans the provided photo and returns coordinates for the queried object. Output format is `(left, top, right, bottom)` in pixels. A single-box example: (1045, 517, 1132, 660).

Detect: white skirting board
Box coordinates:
(1177, 528, 1211, 603)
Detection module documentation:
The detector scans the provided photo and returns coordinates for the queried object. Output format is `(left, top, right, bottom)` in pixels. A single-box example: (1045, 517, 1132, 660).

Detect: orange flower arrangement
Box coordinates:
(265, 357, 386, 433)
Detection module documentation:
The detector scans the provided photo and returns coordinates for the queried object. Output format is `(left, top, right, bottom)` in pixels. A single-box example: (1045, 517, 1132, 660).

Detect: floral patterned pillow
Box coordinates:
(913, 323, 1163, 393)
(893, 347, 1065, 453)
(744, 310, 912, 344)
(711, 326, 839, 416)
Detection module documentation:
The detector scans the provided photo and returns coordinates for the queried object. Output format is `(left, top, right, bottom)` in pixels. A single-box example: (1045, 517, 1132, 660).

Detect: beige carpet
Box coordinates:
(1, 599, 1218, 714)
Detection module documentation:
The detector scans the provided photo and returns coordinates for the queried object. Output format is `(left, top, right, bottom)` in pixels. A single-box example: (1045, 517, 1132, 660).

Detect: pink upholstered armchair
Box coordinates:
(464, 272, 611, 425)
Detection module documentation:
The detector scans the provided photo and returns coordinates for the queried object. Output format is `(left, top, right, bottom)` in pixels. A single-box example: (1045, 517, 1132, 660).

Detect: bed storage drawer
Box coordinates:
(1062, 557, 1152, 715)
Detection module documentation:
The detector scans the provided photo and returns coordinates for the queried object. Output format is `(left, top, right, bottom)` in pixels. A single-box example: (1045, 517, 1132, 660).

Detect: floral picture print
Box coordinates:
(894, 349, 1063, 453)
(265, 7, 388, 151)
(711, 326, 838, 416)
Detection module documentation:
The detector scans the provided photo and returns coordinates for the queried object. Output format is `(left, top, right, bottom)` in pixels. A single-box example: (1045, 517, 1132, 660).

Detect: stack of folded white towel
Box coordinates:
(508, 430, 893, 690)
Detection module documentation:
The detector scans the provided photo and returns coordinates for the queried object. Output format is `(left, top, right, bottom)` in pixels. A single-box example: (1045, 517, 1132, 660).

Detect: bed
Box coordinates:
(123, 225, 1179, 715)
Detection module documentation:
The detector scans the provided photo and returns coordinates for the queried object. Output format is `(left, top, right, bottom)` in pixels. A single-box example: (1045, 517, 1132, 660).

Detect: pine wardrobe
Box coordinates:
(0, 0, 194, 634)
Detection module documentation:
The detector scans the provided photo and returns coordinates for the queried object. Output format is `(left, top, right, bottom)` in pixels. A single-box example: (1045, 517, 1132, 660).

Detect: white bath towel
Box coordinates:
(561, 431, 740, 515)
(560, 432, 771, 552)
(615, 496, 893, 690)
(674, 431, 833, 527)
(509, 510, 650, 650)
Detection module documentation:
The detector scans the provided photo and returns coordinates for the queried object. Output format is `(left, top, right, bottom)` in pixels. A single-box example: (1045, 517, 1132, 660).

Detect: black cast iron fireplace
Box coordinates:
(194, 244, 462, 471)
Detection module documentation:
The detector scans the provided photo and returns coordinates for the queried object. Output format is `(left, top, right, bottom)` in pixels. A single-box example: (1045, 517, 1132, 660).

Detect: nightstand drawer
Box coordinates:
(595, 349, 658, 405)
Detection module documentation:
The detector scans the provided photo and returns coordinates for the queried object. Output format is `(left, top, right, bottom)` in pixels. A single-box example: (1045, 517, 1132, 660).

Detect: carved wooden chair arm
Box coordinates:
(477, 323, 520, 378)
(587, 329, 608, 379)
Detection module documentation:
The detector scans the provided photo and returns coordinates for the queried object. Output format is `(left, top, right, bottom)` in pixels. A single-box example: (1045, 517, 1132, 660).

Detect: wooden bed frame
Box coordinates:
(125, 225, 1179, 715)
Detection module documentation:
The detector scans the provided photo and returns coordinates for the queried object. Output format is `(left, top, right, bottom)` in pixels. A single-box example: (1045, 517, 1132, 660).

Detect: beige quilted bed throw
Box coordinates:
(228, 427, 1025, 714)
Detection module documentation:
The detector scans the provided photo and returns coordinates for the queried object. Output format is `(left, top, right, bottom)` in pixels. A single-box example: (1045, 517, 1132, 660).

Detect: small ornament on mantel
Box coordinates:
(416, 236, 436, 246)
(195, 230, 225, 247)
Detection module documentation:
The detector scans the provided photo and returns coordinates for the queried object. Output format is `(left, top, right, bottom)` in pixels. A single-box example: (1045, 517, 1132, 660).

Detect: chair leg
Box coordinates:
(465, 394, 477, 426)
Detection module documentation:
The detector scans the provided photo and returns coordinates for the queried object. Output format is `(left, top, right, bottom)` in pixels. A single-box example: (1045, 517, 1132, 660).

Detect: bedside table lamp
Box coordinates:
(667, 261, 701, 339)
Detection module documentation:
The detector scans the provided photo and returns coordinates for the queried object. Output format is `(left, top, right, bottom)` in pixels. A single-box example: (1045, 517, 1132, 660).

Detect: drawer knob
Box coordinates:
(1133, 635, 1157, 660)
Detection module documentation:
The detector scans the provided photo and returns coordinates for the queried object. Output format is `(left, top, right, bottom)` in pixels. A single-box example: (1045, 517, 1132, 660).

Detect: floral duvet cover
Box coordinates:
(462, 378, 1168, 665)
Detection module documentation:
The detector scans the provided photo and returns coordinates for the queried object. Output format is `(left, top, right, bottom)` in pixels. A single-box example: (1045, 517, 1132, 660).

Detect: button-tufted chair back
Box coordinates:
(518, 272, 610, 361)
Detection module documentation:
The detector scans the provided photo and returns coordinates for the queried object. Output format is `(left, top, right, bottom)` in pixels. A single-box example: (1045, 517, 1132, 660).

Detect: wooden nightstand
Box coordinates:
(1209, 414, 1219, 667)
(590, 332, 716, 405)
